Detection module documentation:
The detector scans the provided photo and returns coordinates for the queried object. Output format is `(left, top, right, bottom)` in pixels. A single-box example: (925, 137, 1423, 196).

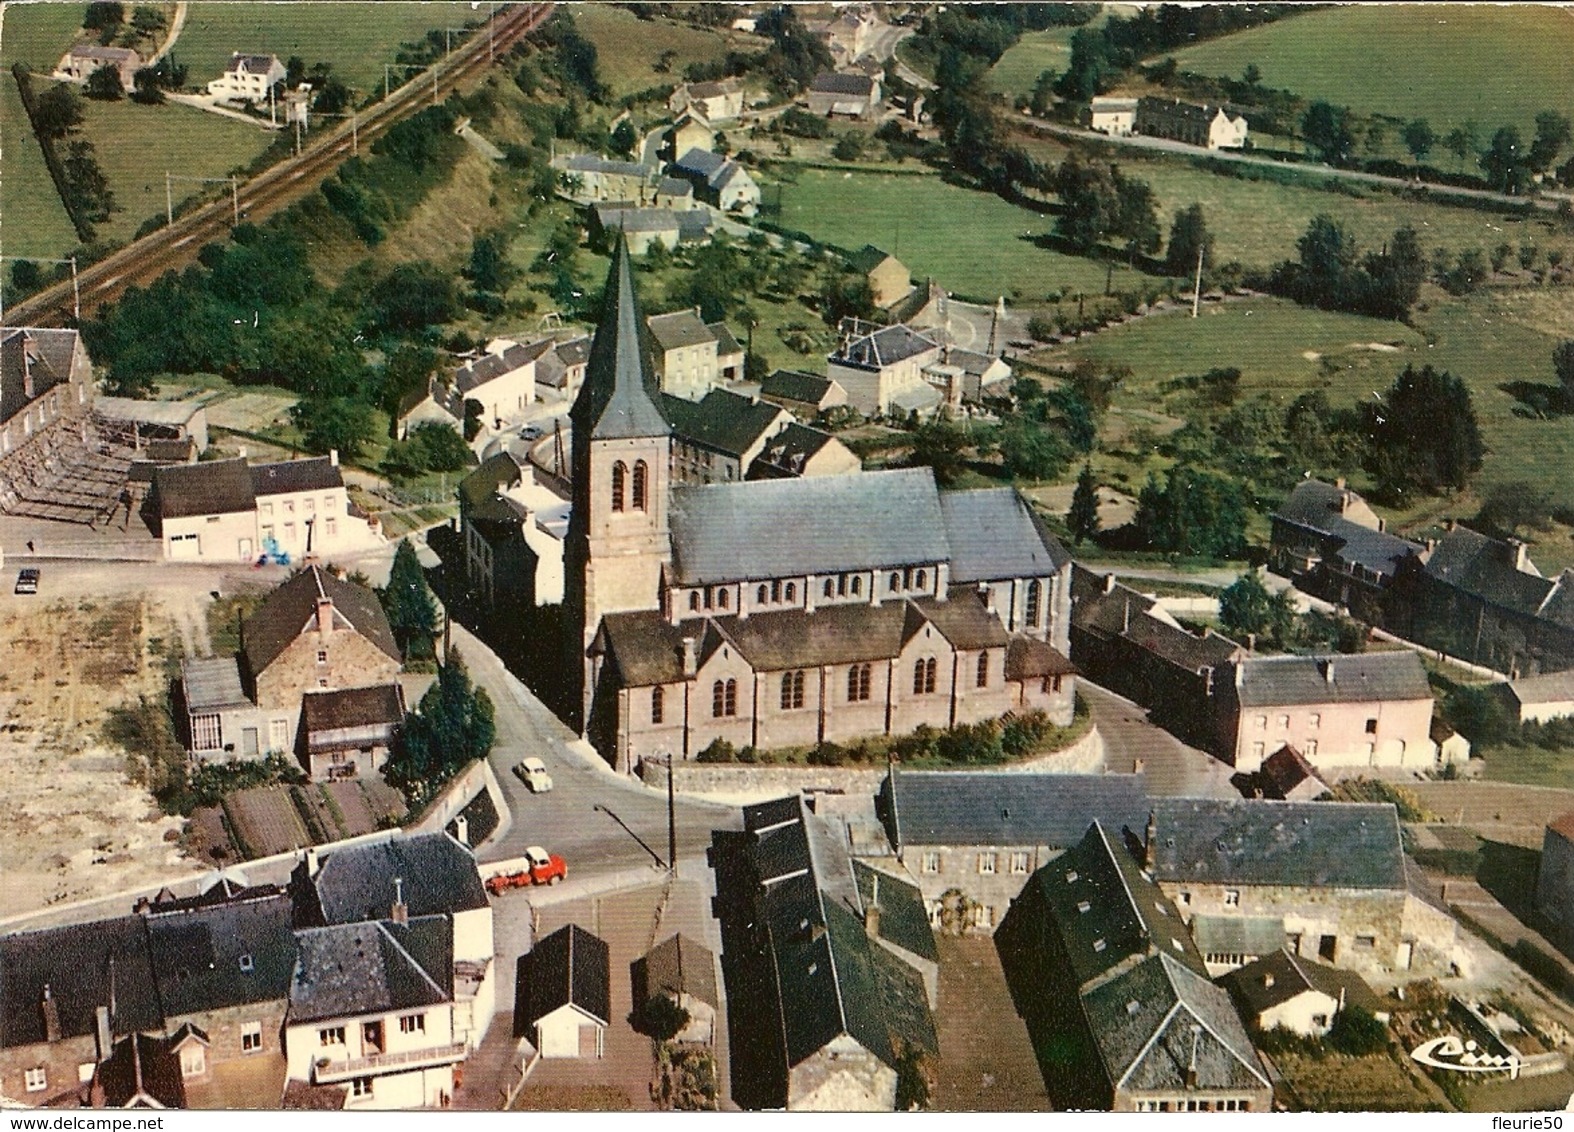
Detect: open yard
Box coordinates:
(1269, 1050, 1444, 1112)
(572, 6, 756, 101)
(1166, 6, 1574, 137)
(173, 2, 485, 94)
(766, 166, 1144, 301)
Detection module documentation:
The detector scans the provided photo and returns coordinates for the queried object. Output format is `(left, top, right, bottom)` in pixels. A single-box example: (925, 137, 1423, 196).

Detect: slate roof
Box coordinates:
(2, 328, 85, 424)
(1256, 744, 1329, 801)
(633, 933, 718, 1011)
(453, 339, 552, 396)
(878, 770, 1148, 852)
(656, 176, 693, 199)
(940, 487, 1069, 583)
(1076, 578, 1245, 671)
(94, 1029, 192, 1109)
(760, 369, 836, 407)
(308, 832, 488, 926)
(672, 147, 727, 181)
(1149, 799, 1406, 890)
(1271, 480, 1422, 578)
(750, 422, 840, 477)
(459, 451, 524, 510)
(810, 71, 876, 97)
(1424, 526, 1557, 618)
(241, 566, 400, 678)
(520, 924, 610, 1027)
(669, 466, 948, 585)
(661, 389, 784, 459)
(287, 918, 451, 1025)
(67, 42, 139, 61)
(852, 860, 938, 963)
(570, 238, 671, 442)
(1233, 650, 1431, 707)
(227, 52, 279, 74)
(561, 154, 652, 177)
(1221, 948, 1385, 1019)
(251, 456, 343, 498)
(152, 458, 256, 519)
(144, 893, 297, 1017)
(0, 916, 162, 1048)
(848, 244, 898, 275)
(594, 205, 684, 235)
(1511, 669, 1574, 707)
(709, 321, 743, 356)
(1084, 952, 1267, 1094)
(685, 78, 741, 100)
(647, 309, 716, 352)
(830, 320, 939, 371)
(1188, 914, 1285, 958)
(300, 684, 405, 749)
(181, 655, 251, 711)
(1005, 635, 1077, 681)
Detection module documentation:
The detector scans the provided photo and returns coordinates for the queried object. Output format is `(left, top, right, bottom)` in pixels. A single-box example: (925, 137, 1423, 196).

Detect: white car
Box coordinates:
(514, 756, 554, 793)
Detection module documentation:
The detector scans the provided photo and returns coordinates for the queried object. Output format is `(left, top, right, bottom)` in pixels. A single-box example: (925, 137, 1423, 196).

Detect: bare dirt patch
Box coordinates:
(0, 593, 201, 919)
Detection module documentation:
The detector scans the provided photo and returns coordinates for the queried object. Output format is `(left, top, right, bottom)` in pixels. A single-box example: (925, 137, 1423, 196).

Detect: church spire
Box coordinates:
(571, 235, 670, 440)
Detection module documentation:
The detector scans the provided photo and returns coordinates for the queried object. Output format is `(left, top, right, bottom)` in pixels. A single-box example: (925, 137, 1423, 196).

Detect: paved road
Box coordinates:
(1080, 682, 1236, 799)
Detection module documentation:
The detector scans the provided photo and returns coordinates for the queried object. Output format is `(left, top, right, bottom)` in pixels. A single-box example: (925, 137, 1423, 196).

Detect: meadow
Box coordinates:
(764, 167, 1146, 301)
(985, 26, 1083, 98)
(571, 6, 754, 101)
(1166, 6, 1574, 136)
(1, 78, 78, 261)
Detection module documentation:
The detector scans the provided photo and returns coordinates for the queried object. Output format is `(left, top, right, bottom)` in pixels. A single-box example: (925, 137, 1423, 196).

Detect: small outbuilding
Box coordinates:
(630, 933, 718, 1044)
(517, 924, 611, 1058)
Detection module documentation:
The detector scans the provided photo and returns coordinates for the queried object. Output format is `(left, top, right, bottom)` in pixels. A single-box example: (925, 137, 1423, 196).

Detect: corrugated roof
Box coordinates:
(940, 487, 1069, 583)
(670, 466, 948, 585)
(182, 655, 250, 710)
(1149, 799, 1405, 890)
(1189, 914, 1284, 957)
(811, 71, 875, 96)
(1234, 650, 1431, 707)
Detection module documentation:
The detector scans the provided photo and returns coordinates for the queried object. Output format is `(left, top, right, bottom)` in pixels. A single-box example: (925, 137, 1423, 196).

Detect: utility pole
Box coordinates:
(230, 177, 239, 225)
(385, 63, 394, 102)
(1191, 242, 1204, 318)
(666, 754, 678, 877)
(432, 60, 439, 107)
(489, 3, 496, 64)
(165, 171, 173, 224)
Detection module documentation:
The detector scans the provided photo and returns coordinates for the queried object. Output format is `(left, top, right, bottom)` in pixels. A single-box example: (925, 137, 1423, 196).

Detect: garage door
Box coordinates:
(169, 533, 200, 560)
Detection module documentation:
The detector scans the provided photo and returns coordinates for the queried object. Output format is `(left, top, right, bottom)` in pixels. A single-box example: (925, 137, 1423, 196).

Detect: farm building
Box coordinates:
(630, 934, 719, 1044)
(517, 925, 610, 1058)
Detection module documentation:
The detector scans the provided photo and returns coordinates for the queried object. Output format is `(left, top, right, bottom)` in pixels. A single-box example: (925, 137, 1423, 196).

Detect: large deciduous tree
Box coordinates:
(1365, 365, 1485, 497)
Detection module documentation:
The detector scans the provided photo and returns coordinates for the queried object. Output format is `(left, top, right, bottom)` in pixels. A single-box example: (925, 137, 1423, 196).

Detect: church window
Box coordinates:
(780, 670, 805, 710)
(632, 461, 648, 511)
(712, 680, 737, 718)
(976, 652, 989, 688)
(689, 591, 700, 612)
(652, 687, 664, 724)
(784, 582, 796, 602)
(851, 576, 862, 596)
(848, 663, 871, 702)
(704, 588, 713, 610)
(718, 588, 729, 610)
(890, 572, 901, 593)
(611, 462, 627, 512)
(1025, 580, 1041, 626)
(913, 657, 937, 695)
(915, 569, 927, 590)
(838, 574, 847, 597)
(758, 585, 768, 605)
(771, 580, 781, 602)
(823, 578, 835, 599)
(724, 679, 737, 715)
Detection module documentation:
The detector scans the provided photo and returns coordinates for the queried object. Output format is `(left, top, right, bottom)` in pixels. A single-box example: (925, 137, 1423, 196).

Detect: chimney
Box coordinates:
(329, 448, 340, 467)
(41, 985, 61, 1043)
(1132, 758, 1145, 775)
(1334, 477, 1346, 490)
(305, 846, 320, 877)
(1104, 572, 1118, 594)
(238, 445, 248, 460)
(1185, 1024, 1202, 1090)
(1445, 517, 1457, 532)
(316, 595, 334, 639)
(978, 582, 995, 615)
(391, 877, 409, 925)
(1234, 663, 1245, 689)
(681, 637, 698, 677)
(1143, 811, 1157, 871)
(1509, 538, 1530, 572)
(864, 873, 881, 939)
(1322, 658, 1335, 684)
(20, 343, 35, 400)
(95, 1006, 112, 1059)
(454, 814, 469, 846)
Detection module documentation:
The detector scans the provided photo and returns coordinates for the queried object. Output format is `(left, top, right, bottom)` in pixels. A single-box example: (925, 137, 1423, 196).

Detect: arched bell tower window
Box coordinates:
(611, 462, 627, 512)
(632, 461, 648, 511)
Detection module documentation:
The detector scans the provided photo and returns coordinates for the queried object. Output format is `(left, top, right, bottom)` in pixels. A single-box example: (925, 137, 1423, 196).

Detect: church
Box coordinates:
(564, 241, 1076, 773)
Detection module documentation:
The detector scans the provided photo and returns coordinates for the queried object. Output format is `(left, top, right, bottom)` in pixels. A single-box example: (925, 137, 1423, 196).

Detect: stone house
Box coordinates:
(806, 72, 882, 119)
(873, 769, 1149, 933)
(846, 245, 913, 310)
(646, 309, 743, 400)
(1268, 478, 1422, 618)
(668, 77, 745, 123)
(1537, 813, 1574, 959)
(1219, 950, 1388, 1038)
(1136, 96, 1248, 149)
(826, 319, 944, 417)
(666, 110, 715, 161)
(1088, 96, 1138, 136)
(1211, 651, 1445, 773)
(1145, 798, 1458, 977)
(0, 327, 94, 479)
(995, 822, 1272, 1113)
(55, 43, 142, 88)
(631, 934, 718, 1045)
(297, 684, 405, 782)
(748, 423, 861, 481)
(451, 339, 548, 431)
(662, 388, 790, 484)
(516, 925, 610, 1059)
(708, 795, 937, 1111)
(533, 335, 592, 402)
(591, 206, 703, 257)
(669, 148, 761, 215)
(206, 53, 286, 105)
(759, 369, 849, 419)
(459, 451, 548, 610)
(178, 566, 402, 764)
(554, 154, 659, 204)
(1502, 669, 1574, 723)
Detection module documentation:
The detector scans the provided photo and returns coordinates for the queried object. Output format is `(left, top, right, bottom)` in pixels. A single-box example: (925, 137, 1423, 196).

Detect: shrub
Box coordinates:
(695, 738, 736, 764)
(1326, 1005, 1389, 1056)
(631, 994, 690, 1041)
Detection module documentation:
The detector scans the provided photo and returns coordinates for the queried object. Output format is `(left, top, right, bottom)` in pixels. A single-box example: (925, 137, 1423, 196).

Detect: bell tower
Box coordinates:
(563, 237, 672, 730)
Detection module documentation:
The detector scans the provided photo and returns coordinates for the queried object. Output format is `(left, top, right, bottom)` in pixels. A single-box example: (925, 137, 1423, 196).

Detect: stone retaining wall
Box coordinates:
(640, 723, 1104, 801)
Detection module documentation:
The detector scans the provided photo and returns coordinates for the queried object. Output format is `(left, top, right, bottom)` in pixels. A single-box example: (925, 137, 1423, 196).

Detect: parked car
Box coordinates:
(513, 757, 554, 793)
(14, 568, 39, 595)
(519, 423, 545, 440)
(483, 846, 567, 895)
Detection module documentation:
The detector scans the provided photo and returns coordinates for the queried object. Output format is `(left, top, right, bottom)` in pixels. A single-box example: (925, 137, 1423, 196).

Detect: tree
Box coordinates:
(1365, 365, 1485, 497)
(1476, 480, 1557, 538)
(1443, 121, 1480, 171)
(380, 343, 438, 422)
(907, 414, 968, 486)
(34, 84, 85, 139)
(631, 994, 690, 1041)
(1029, 68, 1056, 117)
(9, 260, 43, 293)
(1400, 118, 1435, 163)
(370, 261, 460, 332)
(1529, 110, 1571, 175)
(130, 4, 164, 34)
(409, 421, 473, 472)
(1114, 174, 1161, 262)
(82, 1, 124, 32)
(1165, 203, 1214, 278)
(1133, 465, 1247, 559)
(1219, 571, 1297, 646)
(130, 66, 165, 103)
(1555, 339, 1574, 403)
(1242, 63, 1261, 86)
(1480, 125, 1530, 194)
(609, 118, 637, 156)
(290, 395, 375, 459)
(1301, 101, 1356, 165)
(383, 538, 439, 659)
(998, 422, 1069, 482)
(1067, 463, 1100, 545)
(387, 649, 496, 805)
(1327, 1006, 1389, 1057)
(466, 230, 516, 294)
(1362, 224, 1427, 319)
(84, 65, 125, 100)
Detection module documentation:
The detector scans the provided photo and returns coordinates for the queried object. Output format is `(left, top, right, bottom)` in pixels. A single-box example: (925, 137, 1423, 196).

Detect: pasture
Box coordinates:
(1, 77, 78, 260)
(0, 2, 93, 71)
(1166, 6, 1574, 136)
(571, 5, 753, 100)
(985, 26, 1082, 98)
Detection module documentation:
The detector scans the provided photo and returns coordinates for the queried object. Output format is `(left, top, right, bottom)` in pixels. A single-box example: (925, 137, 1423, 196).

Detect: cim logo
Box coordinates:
(1410, 1035, 1521, 1080)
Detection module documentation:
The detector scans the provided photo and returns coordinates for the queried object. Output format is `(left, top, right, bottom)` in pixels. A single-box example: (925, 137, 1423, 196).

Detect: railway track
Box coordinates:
(7, 1, 554, 328)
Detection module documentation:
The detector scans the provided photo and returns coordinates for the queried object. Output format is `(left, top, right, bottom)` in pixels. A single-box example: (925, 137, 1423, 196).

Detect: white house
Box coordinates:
(453, 338, 549, 430)
(207, 53, 287, 105)
(518, 925, 610, 1059)
(1220, 949, 1389, 1038)
(1503, 669, 1574, 723)
(1088, 96, 1138, 136)
(669, 148, 761, 216)
(826, 318, 945, 417)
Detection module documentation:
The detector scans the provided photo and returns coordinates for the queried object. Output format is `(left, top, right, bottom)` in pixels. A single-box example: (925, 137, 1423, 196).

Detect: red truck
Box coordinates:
(484, 845, 567, 895)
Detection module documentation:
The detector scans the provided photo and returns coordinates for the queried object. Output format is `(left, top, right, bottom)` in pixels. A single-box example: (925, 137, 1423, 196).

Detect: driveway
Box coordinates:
(1080, 682, 1236, 798)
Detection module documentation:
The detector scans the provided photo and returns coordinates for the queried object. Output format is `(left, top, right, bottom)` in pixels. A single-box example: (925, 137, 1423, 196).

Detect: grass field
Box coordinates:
(173, 2, 484, 95)
(985, 26, 1083, 98)
(1167, 6, 1574, 136)
(0, 2, 94, 71)
(79, 97, 276, 244)
(765, 167, 1146, 301)
(571, 6, 752, 100)
(1, 76, 78, 260)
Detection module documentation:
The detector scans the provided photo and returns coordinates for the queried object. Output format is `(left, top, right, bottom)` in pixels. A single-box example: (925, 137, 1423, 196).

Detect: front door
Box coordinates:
(579, 1023, 602, 1059)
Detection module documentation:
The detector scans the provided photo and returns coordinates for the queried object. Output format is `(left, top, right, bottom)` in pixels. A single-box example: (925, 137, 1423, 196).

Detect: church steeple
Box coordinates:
(571, 236, 670, 441)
